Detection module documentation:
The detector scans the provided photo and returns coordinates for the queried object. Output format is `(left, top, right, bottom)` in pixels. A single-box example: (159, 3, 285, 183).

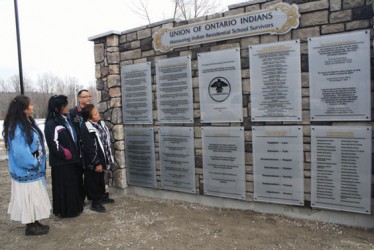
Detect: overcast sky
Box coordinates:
(0, 0, 245, 87)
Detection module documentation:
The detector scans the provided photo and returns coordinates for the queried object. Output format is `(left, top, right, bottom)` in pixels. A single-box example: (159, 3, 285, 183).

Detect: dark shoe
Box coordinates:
(25, 223, 49, 236)
(35, 221, 50, 230)
(91, 203, 106, 213)
(101, 197, 115, 204)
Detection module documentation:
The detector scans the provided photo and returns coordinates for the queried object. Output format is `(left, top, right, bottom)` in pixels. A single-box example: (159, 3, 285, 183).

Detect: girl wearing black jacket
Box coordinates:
(44, 95, 83, 218)
(80, 104, 114, 213)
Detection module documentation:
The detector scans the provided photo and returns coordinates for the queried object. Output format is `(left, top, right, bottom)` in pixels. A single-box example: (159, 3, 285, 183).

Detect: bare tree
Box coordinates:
(131, 0, 152, 24)
(0, 79, 12, 93)
(173, 0, 222, 20)
(62, 76, 80, 107)
(35, 73, 62, 117)
(7, 74, 34, 93)
(131, 0, 223, 21)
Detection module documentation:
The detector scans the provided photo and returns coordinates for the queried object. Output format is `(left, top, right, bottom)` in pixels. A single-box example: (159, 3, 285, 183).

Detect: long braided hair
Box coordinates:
(2, 95, 35, 150)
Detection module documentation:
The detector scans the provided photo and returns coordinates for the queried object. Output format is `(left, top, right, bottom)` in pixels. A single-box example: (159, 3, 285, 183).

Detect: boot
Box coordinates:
(35, 221, 50, 230)
(101, 197, 115, 204)
(25, 223, 49, 236)
(91, 200, 106, 213)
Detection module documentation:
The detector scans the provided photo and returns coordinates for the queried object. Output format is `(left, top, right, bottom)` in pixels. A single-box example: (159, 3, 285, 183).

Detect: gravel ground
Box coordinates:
(0, 159, 373, 250)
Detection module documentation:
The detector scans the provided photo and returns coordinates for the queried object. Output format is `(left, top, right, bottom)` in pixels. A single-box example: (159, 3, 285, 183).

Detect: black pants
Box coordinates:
(84, 169, 105, 203)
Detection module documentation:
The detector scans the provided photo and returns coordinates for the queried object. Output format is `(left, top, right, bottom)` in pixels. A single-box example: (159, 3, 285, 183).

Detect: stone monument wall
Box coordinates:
(89, 0, 374, 224)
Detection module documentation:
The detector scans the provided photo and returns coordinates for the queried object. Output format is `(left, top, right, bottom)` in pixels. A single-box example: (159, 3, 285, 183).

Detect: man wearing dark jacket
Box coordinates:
(69, 89, 92, 205)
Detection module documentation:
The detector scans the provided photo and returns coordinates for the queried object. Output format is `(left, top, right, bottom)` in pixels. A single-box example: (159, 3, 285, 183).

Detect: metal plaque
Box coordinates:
(198, 48, 243, 123)
(309, 30, 371, 121)
(250, 40, 302, 121)
(121, 62, 153, 124)
(159, 127, 196, 193)
(125, 127, 157, 188)
(311, 126, 372, 214)
(202, 127, 246, 200)
(252, 126, 304, 206)
(153, 2, 300, 52)
(156, 56, 194, 123)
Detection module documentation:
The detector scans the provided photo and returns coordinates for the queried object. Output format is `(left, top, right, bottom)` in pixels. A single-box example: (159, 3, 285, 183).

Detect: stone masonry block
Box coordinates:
(94, 43, 104, 63)
(211, 43, 240, 51)
(121, 49, 141, 60)
(346, 20, 370, 30)
(242, 78, 250, 94)
(127, 32, 137, 42)
(107, 47, 119, 53)
(260, 34, 278, 43)
(137, 28, 152, 39)
(111, 108, 122, 124)
(101, 67, 109, 78)
(112, 124, 124, 141)
(130, 41, 140, 49)
(142, 50, 155, 57)
(245, 4, 261, 12)
(300, 11, 328, 27)
(352, 6, 373, 20)
(109, 65, 120, 75)
(343, 0, 365, 9)
(140, 38, 153, 51)
(298, 0, 329, 13)
(292, 27, 320, 41)
(330, 0, 342, 11)
(261, 0, 282, 9)
(107, 52, 120, 64)
(301, 72, 309, 88)
(119, 34, 127, 44)
(110, 97, 122, 108)
(330, 10, 352, 23)
(114, 141, 125, 151)
(107, 75, 121, 88)
(321, 23, 345, 34)
(106, 35, 119, 47)
(109, 87, 121, 98)
(95, 64, 101, 79)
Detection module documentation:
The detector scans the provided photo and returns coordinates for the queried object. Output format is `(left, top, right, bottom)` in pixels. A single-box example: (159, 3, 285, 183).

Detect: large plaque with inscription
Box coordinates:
(159, 127, 195, 193)
(153, 2, 300, 52)
(156, 56, 194, 123)
(309, 30, 371, 121)
(198, 48, 243, 123)
(252, 126, 304, 205)
(125, 127, 157, 188)
(202, 127, 246, 199)
(121, 63, 153, 124)
(250, 40, 302, 121)
(311, 126, 372, 214)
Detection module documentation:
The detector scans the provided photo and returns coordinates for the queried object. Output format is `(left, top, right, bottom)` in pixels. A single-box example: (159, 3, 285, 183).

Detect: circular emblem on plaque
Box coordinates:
(208, 77, 231, 102)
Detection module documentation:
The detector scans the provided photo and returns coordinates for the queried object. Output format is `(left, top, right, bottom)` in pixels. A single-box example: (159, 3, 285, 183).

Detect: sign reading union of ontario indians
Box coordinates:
(153, 2, 300, 52)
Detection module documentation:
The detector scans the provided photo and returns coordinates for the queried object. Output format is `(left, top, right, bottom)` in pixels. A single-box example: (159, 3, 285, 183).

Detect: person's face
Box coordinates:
(78, 91, 92, 108)
(24, 102, 34, 117)
(60, 104, 69, 115)
(89, 108, 101, 122)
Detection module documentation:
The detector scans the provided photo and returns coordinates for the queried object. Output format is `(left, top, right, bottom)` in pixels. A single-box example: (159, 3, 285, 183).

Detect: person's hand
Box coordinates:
(95, 165, 103, 172)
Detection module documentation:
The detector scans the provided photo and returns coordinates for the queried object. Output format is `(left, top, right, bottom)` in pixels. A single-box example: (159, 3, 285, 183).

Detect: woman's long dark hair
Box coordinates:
(46, 95, 68, 121)
(2, 95, 35, 149)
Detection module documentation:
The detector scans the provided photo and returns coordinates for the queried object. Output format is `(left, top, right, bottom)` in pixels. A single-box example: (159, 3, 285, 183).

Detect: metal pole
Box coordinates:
(14, 0, 24, 94)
